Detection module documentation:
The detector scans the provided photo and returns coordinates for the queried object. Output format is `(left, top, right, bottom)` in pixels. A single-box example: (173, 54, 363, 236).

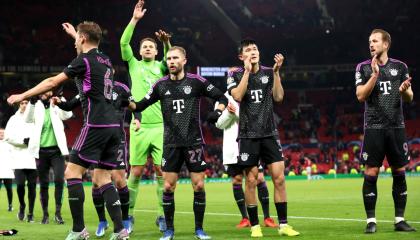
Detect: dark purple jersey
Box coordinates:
(227, 66, 278, 138)
(57, 81, 133, 136)
(63, 48, 119, 127)
(355, 58, 409, 129)
(134, 73, 227, 147)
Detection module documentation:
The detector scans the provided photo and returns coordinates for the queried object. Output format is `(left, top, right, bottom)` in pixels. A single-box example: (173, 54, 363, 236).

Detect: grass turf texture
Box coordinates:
(0, 177, 419, 239)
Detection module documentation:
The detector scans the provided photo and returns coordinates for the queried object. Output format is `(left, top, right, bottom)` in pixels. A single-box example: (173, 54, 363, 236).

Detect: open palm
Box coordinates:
(273, 54, 284, 72)
(133, 0, 147, 20)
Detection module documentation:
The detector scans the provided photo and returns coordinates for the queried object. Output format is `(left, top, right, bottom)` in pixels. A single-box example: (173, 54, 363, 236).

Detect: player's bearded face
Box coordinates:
(369, 33, 387, 57)
(167, 50, 186, 74)
(168, 61, 183, 74)
(140, 40, 158, 60)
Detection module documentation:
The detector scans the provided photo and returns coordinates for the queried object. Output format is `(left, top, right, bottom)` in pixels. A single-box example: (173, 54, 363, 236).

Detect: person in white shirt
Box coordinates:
(0, 127, 14, 211)
(4, 100, 37, 222)
(215, 92, 277, 228)
(24, 91, 72, 224)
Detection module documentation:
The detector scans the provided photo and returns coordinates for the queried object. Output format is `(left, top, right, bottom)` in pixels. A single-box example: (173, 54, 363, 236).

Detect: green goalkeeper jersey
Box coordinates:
(120, 23, 166, 125)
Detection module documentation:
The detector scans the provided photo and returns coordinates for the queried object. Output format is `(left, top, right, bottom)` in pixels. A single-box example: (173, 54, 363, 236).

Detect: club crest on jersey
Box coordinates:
(112, 92, 118, 100)
(362, 152, 368, 161)
(390, 69, 398, 76)
(227, 76, 234, 85)
(162, 158, 166, 166)
(240, 153, 249, 161)
(183, 86, 192, 94)
(261, 75, 269, 84)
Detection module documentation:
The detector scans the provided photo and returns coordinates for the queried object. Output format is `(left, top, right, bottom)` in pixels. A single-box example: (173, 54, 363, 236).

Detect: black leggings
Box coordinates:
(14, 169, 37, 214)
(0, 179, 13, 205)
(37, 147, 65, 213)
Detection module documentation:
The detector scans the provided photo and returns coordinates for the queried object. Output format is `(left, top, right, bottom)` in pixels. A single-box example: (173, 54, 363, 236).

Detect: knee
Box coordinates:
(131, 167, 143, 177)
(94, 175, 112, 188)
(273, 175, 285, 187)
(114, 176, 127, 189)
(193, 181, 205, 192)
(164, 182, 176, 192)
(365, 167, 379, 176)
(257, 175, 265, 184)
(391, 169, 406, 188)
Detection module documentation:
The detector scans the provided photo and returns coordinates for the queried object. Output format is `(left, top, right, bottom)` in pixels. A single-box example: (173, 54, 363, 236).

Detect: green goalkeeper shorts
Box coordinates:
(129, 123, 163, 166)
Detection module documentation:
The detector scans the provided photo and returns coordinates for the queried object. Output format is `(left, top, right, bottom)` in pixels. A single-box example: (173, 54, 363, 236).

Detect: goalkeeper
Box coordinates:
(120, 0, 171, 232)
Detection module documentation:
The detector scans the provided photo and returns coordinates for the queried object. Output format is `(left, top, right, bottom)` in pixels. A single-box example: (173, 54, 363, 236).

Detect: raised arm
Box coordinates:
(155, 29, 172, 62)
(7, 73, 69, 105)
(230, 56, 252, 102)
(62, 23, 77, 39)
(120, 0, 147, 61)
(356, 56, 379, 102)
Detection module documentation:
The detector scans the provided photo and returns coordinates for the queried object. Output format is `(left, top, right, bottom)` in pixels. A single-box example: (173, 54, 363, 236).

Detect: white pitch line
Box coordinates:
(134, 209, 420, 224)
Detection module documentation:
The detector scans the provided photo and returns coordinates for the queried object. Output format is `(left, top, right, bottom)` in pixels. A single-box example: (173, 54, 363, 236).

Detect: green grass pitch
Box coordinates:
(0, 177, 419, 239)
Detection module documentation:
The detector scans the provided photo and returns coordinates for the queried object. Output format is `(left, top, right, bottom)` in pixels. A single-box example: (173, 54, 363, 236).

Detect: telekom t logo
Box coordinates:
(251, 89, 263, 103)
(172, 99, 185, 113)
(379, 81, 391, 95)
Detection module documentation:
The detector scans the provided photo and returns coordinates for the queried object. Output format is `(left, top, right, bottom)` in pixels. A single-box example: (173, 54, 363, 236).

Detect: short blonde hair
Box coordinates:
(168, 46, 187, 57)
